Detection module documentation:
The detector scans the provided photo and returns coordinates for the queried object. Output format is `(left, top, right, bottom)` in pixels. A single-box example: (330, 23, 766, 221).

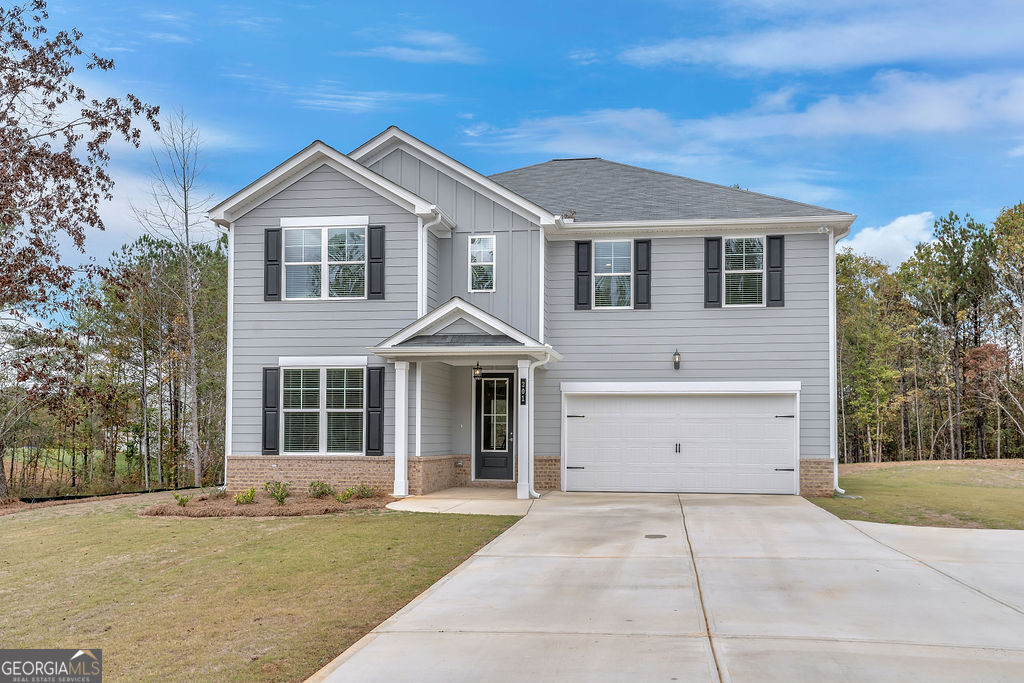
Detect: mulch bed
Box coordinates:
(0, 492, 144, 517)
(140, 492, 396, 517)
(839, 458, 1024, 475)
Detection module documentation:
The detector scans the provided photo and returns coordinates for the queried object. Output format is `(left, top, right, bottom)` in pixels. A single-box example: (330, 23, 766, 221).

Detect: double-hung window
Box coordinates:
(282, 367, 365, 454)
(593, 240, 632, 308)
(724, 236, 765, 306)
(469, 235, 495, 292)
(284, 226, 367, 299)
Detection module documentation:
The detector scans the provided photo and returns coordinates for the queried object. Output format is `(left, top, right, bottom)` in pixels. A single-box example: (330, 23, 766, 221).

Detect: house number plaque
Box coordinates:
(520, 378, 527, 405)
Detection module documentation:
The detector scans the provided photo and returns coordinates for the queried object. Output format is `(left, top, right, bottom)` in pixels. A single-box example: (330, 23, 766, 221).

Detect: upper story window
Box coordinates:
(284, 226, 366, 299)
(594, 240, 632, 308)
(469, 235, 496, 292)
(282, 367, 365, 454)
(724, 236, 764, 306)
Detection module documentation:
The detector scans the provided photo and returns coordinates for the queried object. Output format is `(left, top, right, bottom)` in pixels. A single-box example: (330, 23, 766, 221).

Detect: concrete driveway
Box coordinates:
(312, 493, 1024, 682)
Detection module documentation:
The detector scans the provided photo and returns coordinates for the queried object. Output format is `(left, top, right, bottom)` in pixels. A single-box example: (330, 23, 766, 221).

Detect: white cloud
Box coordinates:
(843, 212, 934, 268)
(620, 1, 1024, 71)
(146, 32, 193, 44)
(348, 30, 482, 64)
(568, 49, 600, 66)
(1009, 143, 1024, 157)
(224, 73, 444, 113)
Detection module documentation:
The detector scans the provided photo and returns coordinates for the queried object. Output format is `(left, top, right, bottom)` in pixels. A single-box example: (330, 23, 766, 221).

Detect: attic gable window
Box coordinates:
(469, 235, 496, 292)
(284, 226, 366, 299)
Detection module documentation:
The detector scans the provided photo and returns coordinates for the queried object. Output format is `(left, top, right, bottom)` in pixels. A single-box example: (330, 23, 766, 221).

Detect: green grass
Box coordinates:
(811, 459, 1024, 529)
(0, 495, 519, 681)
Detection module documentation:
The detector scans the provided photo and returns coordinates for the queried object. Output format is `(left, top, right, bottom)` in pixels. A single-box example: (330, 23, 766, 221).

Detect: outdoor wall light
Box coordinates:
(473, 362, 483, 378)
(672, 350, 681, 370)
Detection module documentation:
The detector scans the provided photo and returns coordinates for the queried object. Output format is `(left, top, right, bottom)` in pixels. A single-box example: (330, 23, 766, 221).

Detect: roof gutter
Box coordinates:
(546, 213, 856, 238)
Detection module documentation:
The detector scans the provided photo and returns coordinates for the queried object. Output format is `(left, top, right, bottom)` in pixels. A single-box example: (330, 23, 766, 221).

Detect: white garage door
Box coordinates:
(564, 393, 798, 494)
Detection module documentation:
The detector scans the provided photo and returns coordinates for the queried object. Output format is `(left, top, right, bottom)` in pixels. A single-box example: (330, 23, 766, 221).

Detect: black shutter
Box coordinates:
(261, 367, 280, 454)
(574, 240, 592, 310)
(704, 237, 722, 308)
(367, 224, 385, 300)
(766, 235, 785, 307)
(634, 240, 651, 310)
(264, 228, 281, 301)
(365, 366, 385, 456)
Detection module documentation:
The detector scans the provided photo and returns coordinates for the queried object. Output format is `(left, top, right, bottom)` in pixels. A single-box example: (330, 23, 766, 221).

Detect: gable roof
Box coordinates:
(349, 126, 559, 227)
(207, 140, 452, 230)
(490, 157, 851, 223)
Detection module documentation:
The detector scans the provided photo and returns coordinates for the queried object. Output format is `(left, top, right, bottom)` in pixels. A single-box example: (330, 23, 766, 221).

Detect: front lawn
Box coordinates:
(810, 459, 1024, 529)
(0, 494, 519, 681)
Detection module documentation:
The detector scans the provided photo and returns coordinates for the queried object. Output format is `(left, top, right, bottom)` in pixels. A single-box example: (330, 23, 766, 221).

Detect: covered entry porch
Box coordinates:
(370, 298, 560, 500)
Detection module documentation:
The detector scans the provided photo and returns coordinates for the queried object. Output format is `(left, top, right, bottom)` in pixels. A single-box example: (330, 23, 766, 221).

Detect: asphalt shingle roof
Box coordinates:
(489, 157, 849, 222)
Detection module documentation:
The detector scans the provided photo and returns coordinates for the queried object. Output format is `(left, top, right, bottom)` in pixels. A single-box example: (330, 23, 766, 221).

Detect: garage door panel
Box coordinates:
(565, 393, 798, 495)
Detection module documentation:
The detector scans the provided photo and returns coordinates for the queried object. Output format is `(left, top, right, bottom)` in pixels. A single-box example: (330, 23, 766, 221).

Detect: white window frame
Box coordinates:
(282, 224, 368, 301)
(468, 234, 496, 293)
(592, 239, 634, 310)
(722, 235, 766, 308)
(280, 366, 367, 456)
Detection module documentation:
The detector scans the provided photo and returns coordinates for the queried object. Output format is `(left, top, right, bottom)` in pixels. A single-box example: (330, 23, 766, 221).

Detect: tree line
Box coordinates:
(838, 207, 1024, 462)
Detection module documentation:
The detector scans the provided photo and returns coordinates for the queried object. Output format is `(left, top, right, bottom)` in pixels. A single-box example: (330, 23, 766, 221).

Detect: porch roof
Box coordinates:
(368, 297, 561, 363)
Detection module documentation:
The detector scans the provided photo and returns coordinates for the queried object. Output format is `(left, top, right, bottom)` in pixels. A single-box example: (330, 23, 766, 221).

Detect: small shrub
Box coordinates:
(173, 493, 193, 507)
(264, 480, 291, 505)
(308, 480, 337, 499)
(234, 487, 256, 505)
(338, 484, 378, 502)
(208, 487, 228, 500)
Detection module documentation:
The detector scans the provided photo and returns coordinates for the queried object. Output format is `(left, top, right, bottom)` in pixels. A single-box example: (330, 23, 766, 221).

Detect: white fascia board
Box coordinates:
(350, 127, 558, 227)
(376, 297, 542, 349)
(370, 345, 561, 361)
(278, 355, 368, 367)
(208, 140, 435, 226)
(560, 381, 801, 395)
(546, 215, 856, 241)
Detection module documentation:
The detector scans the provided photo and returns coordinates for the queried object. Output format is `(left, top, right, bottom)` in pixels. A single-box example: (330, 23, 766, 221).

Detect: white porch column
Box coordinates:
(516, 359, 532, 500)
(394, 360, 409, 497)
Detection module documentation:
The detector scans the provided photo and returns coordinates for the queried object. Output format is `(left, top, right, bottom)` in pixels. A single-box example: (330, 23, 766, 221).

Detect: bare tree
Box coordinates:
(132, 109, 215, 487)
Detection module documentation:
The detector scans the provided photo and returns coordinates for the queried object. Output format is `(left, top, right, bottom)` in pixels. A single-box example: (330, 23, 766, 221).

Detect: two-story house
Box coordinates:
(209, 127, 854, 500)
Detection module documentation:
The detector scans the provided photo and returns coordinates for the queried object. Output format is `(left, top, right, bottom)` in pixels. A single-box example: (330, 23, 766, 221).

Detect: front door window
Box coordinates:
(481, 378, 509, 451)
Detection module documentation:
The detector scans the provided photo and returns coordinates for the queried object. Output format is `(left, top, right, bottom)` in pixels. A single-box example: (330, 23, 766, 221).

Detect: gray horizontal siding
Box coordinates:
(370, 148, 542, 338)
(230, 163, 420, 456)
(536, 231, 831, 462)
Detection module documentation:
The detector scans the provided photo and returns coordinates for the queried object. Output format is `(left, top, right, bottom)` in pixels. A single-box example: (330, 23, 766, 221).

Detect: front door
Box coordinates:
(475, 373, 514, 480)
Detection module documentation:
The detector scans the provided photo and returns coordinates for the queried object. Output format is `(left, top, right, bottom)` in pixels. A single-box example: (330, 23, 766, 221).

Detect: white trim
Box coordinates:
(278, 355, 367, 367)
(592, 238, 634, 310)
(559, 381, 802, 394)
(538, 233, 546, 344)
(393, 361, 409, 496)
(468, 234, 496, 293)
(374, 297, 545, 349)
(828, 228, 841, 493)
(208, 141, 436, 226)
(547, 214, 856, 240)
(516, 359, 531, 499)
(281, 226, 368, 301)
(560, 384, 801, 495)
(349, 127, 558, 227)
(417, 217, 426, 317)
(280, 215, 368, 227)
(722, 235, 767, 308)
(371, 345, 560, 361)
(224, 223, 235, 480)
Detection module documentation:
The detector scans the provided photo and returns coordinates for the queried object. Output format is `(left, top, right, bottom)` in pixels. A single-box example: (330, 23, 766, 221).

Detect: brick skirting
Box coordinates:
(534, 456, 561, 491)
(799, 458, 835, 497)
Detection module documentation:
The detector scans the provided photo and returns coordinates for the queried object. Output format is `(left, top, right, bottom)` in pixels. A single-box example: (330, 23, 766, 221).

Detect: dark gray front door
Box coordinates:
(475, 373, 514, 480)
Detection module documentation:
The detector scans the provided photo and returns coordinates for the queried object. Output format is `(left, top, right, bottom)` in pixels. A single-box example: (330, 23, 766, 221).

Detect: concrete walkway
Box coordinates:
(385, 487, 533, 516)
(312, 493, 1024, 682)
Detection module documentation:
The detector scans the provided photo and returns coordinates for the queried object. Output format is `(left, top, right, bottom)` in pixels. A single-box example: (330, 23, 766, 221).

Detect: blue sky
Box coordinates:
(52, 0, 1024, 267)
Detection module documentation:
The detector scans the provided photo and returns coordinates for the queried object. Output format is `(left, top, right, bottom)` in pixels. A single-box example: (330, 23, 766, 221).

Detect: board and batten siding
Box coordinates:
(535, 231, 832, 462)
(369, 147, 543, 339)
(230, 163, 419, 456)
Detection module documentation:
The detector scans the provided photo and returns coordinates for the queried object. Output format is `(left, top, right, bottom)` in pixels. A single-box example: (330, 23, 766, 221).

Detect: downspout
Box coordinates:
(527, 350, 552, 499)
(826, 226, 845, 495)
